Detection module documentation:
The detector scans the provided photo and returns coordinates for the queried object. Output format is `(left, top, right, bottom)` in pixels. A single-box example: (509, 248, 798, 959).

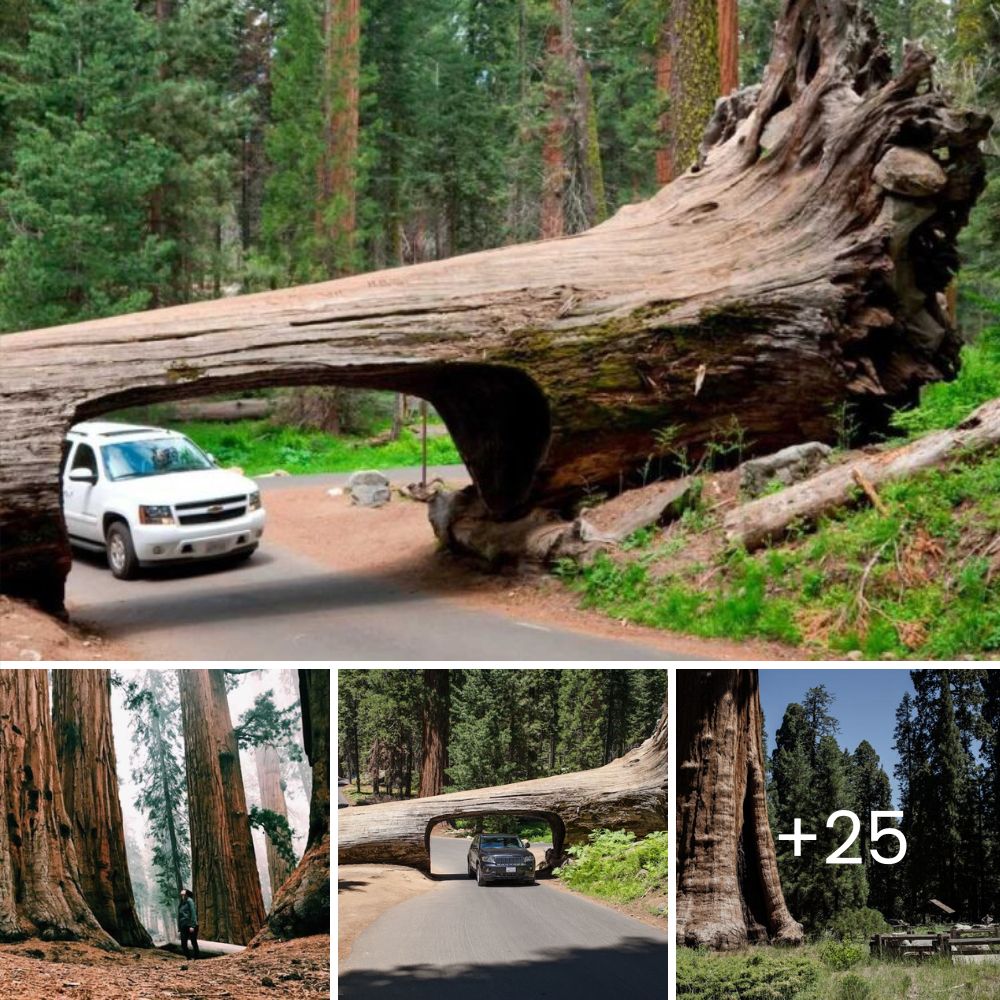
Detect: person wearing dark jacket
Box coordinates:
(178, 889, 199, 959)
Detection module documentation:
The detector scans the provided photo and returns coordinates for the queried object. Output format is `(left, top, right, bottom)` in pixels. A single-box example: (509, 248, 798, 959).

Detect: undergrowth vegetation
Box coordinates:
(557, 313, 1000, 659)
(676, 946, 999, 1000)
(166, 418, 461, 476)
(554, 829, 668, 906)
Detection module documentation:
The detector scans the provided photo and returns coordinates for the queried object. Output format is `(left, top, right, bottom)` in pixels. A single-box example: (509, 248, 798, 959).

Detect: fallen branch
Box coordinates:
(852, 468, 890, 516)
(724, 399, 1000, 551)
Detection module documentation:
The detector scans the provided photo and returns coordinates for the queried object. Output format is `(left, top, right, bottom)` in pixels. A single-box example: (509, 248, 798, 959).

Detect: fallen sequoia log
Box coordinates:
(159, 938, 246, 958)
(339, 704, 666, 871)
(725, 397, 1000, 550)
(0, 0, 990, 610)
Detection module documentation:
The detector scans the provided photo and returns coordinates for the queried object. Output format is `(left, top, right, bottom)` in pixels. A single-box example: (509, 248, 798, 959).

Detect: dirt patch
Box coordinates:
(338, 864, 439, 963)
(1, 594, 134, 662)
(541, 878, 668, 934)
(0, 934, 329, 999)
(263, 487, 796, 659)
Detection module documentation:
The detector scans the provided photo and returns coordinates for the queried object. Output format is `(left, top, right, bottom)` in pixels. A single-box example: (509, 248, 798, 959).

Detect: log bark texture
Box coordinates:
(0, 0, 990, 610)
(724, 397, 1000, 550)
(677, 669, 802, 950)
(339, 703, 666, 871)
(0, 669, 116, 947)
(254, 669, 330, 942)
(52, 669, 153, 947)
(178, 670, 266, 945)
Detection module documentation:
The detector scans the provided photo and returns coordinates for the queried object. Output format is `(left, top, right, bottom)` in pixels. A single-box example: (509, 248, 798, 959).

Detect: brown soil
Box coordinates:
(0, 935, 330, 999)
(541, 878, 668, 933)
(0, 594, 134, 662)
(264, 487, 796, 659)
(337, 865, 438, 962)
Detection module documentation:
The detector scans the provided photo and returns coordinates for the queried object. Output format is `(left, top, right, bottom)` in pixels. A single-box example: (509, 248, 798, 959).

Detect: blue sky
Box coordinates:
(759, 669, 915, 803)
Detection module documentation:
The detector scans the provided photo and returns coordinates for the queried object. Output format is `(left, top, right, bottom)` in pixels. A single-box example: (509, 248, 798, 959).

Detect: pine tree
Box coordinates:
(555, 669, 605, 771)
(850, 740, 895, 918)
(0, 0, 169, 331)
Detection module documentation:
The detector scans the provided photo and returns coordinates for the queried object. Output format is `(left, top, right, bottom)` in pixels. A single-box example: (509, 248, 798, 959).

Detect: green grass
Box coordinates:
(677, 945, 1000, 1000)
(557, 315, 1000, 659)
(168, 418, 461, 476)
(553, 829, 668, 905)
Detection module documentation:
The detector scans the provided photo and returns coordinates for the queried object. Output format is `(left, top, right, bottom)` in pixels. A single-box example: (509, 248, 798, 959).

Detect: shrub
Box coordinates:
(818, 940, 866, 971)
(834, 973, 873, 1000)
(830, 908, 890, 942)
(675, 949, 821, 1000)
(554, 829, 667, 903)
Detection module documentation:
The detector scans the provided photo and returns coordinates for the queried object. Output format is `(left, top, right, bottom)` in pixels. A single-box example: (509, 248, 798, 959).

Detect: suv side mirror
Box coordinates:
(523, 841, 530, 848)
(68, 468, 97, 484)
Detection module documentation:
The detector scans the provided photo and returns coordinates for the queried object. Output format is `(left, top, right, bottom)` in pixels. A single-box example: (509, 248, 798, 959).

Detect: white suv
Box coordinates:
(63, 421, 266, 579)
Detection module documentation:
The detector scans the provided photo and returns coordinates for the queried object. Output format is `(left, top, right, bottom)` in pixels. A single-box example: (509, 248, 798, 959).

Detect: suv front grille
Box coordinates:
(175, 495, 248, 526)
(488, 854, 527, 866)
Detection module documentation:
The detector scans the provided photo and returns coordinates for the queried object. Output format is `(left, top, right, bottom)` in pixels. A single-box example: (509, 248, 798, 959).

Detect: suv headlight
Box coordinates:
(248, 490, 262, 511)
(139, 505, 175, 525)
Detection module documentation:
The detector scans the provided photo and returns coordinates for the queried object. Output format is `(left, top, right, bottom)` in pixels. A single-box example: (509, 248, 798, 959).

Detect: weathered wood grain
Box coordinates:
(0, 0, 990, 609)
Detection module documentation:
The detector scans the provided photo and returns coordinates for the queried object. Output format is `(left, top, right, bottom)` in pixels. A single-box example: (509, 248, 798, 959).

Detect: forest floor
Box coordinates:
(338, 865, 438, 961)
(676, 943, 1000, 1000)
(0, 935, 330, 999)
(0, 594, 132, 661)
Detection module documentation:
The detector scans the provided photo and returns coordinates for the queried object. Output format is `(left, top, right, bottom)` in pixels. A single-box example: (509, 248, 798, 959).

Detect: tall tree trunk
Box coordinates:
(254, 670, 330, 942)
(0, 669, 115, 947)
(677, 669, 803, 950)
(419, 670, 449, 798)
(655, 25, 673, 184)
(717, 0, 739, 94)
(254, 744, 294, 898)
(667, 0, 721, 177)
(540, 0, 568, 238)
(178, 670, 265, 945)
(319, 0, 361, 274)
(52, 670, 152, 947)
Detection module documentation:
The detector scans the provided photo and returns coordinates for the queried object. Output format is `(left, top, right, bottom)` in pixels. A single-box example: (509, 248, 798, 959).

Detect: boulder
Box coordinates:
(575, 477, 702, 544)
(348, 470, 391, 507)
(874, 147, 947, 198)
(739, 442, 833, 497)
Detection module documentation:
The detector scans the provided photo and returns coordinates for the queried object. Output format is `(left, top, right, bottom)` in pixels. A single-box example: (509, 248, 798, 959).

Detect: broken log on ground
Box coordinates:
(724, 397, 1000, 550)
(339, 704, 666, 871)
(0, 0, 990, 610)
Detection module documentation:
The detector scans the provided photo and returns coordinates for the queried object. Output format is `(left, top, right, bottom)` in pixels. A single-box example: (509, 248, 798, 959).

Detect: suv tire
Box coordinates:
(467, 862, 475, 879)
(476, 864, 486, 887)
(106, 522, 139, 580)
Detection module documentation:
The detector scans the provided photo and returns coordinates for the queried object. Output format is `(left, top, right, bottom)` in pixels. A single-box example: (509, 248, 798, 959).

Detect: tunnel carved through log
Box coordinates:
(339, 703, 666, 872)
(0, 0, 990, 610)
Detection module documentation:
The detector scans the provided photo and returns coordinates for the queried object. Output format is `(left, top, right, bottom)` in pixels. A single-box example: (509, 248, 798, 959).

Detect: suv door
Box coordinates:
(64, 442, 102, 541)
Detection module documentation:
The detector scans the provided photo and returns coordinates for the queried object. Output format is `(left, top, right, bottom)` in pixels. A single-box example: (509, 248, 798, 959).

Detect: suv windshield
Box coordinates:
(102, 437, 213, 481)
(480, 836, 524, 849)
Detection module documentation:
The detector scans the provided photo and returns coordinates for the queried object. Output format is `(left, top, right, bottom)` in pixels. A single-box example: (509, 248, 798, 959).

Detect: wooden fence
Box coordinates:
(871, 927, 1000, 961)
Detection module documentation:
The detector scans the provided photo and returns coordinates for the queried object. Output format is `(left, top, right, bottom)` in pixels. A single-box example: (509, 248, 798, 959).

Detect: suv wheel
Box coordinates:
(106, 522, 139, 580)
(467, 861, 475, 879)
(476, 863, 486, 887)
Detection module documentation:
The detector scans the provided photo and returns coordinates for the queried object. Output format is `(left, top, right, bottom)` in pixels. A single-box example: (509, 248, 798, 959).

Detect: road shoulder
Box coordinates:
(540, 877, 667, 934)
(338, 864, 440, 962)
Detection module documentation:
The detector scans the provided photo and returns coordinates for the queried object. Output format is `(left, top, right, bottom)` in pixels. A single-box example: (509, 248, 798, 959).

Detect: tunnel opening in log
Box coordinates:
(6, 362, 551, 612)
(424, 810, 566, 878)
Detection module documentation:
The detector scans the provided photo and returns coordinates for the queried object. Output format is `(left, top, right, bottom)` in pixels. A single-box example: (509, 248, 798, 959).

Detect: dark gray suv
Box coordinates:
(467, 834, 536, 886)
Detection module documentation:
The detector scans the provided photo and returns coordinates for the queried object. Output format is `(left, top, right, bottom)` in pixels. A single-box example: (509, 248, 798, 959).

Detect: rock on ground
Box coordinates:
(348, 470, 391, 507)
(739, 442, 833, 497)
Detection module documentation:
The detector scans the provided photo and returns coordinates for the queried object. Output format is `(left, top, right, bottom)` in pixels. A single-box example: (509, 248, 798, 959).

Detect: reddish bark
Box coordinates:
(655, 27, 673, 184)
(418, 670, 449, 798)
(52, 670, 152, 947)
(717, 0, 739, 94)
(178, 670, 266, 944)
(0, 669, 115, 947)
(540, 0, 568, 238)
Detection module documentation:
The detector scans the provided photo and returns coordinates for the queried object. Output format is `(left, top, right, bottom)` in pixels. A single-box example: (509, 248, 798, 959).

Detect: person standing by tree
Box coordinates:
(178, 889, 199, 960)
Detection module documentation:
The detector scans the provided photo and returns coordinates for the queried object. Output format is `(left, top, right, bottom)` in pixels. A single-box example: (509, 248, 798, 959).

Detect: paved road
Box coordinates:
(340, 837, 667, 999)
(66, 542, 686, 659)
(253, 464, 468, 491)
(64, 466, 700, 659)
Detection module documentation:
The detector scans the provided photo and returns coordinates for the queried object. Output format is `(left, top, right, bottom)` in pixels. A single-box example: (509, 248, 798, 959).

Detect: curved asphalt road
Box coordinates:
(64, 469, 694, 660)
(339, 837, 667, 999)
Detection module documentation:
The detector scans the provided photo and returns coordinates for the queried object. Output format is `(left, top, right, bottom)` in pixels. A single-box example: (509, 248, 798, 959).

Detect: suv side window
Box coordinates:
(71, 443, 98, 476)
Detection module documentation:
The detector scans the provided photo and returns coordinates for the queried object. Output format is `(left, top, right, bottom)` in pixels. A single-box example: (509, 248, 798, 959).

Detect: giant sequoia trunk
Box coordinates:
(255, 669, 329, 941)
(254, 743, 293, 897)
(0, 670, 115, 947)
(0, 0, 990, 610)
(52, 669, 152, 947)
(340, 702, 666, 870)
(677, 669, 802, 950)
(178, 670, 266, 944)
(418, 669, 449, 798)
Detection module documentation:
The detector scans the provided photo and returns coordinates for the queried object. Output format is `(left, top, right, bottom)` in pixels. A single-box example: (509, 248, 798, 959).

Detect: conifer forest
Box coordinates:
(0, 668, 330, 999)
